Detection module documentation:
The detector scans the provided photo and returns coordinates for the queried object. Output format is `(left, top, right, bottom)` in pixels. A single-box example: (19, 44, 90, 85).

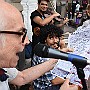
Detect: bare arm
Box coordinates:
(51, 77, 65, 85)
(10, 59, 58, 86)
(33, 12, 60, 26)
(56, 18, 69, 28)
(52, 78, 81, 90)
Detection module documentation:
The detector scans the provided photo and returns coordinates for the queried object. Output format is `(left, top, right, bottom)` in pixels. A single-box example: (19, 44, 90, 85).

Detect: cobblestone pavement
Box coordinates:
(64, 25, 76, 33)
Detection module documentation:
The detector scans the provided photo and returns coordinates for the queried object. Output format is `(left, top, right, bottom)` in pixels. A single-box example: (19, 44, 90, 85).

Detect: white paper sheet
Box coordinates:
(51, 20, 90, 87)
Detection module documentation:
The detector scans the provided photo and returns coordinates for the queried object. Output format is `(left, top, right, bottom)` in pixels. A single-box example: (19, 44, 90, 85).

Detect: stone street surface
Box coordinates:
(64, 25, 90, 90)
(64, 25, 76, 33)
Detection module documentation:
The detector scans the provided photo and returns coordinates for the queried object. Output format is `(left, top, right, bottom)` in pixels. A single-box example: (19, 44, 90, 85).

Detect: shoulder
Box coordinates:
(31, 10, 41, 18)
(4, 68, 18, 72)
(31, 10, 38, 14)
(4, 68, 18, 81)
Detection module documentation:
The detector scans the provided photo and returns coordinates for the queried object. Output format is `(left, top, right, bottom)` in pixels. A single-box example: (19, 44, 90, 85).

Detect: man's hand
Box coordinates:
(63, 18, 69, 24)
(52, 12, 60, 18)
(60, 48, 74, 52)
(60, 79, 79, 90)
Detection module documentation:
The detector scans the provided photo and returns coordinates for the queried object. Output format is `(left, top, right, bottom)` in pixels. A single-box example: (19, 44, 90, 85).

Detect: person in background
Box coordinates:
(30, 0, 60, 48)
(75, 1, 80, 13)
(79, 4, 90, 26)
(75, 1, 80, 26)
(45, 7, 69, 29)
(82, 0, 88, 10)
(32, 24, 79, 90)
(72, 1, 76, 19)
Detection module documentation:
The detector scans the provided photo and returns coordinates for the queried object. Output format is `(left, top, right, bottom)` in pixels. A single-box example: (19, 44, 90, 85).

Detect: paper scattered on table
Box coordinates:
(68, 20, 90, 59)
(51, 20, 90, 87)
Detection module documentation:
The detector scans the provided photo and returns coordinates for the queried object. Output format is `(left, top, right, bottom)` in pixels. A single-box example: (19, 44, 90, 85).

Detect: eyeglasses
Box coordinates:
(0, 28, 27, 43)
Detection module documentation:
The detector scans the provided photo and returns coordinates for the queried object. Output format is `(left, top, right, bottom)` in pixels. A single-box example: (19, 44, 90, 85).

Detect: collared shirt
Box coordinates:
(0, 68, 18, 90)
(32, 55, 56, 90)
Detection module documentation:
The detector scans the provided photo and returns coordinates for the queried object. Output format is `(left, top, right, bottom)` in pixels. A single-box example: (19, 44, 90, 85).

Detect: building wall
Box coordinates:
(5, 0, 23, 11)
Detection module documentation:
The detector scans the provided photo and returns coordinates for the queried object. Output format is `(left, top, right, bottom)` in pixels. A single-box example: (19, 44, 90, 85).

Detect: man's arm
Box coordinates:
(51, 77, 65, 85)
(10, 59, 58, 86)
(56, 18, 69, 28)
(33, 12, 60, 26)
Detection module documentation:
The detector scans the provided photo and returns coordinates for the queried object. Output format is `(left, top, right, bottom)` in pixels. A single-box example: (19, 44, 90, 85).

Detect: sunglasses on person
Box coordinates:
(0, 28, 27, 43)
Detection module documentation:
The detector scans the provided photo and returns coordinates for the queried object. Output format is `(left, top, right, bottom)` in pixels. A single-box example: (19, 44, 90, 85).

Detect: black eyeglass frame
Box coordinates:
(0, 28, 27, 43)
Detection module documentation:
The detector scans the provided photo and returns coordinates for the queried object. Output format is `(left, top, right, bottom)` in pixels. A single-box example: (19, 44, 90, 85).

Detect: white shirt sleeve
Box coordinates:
(4, 68, 18, 82)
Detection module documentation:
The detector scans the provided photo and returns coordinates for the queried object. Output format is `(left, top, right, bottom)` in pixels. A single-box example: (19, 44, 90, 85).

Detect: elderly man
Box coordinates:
(0, 1, 78, 90)
(0, 1, 58, 89)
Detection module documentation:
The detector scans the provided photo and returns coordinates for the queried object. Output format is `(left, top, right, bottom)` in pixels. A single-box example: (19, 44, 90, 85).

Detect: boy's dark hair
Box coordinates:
(40, 24, 64, 44)
(38, 0, 49, 4)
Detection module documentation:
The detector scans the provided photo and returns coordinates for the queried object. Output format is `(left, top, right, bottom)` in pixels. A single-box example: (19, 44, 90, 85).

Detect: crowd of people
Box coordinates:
(0, 0, 90, 90)
(67, 0, 88, 28)
(32, 24, 76, 90)
(30, 0, 69, 49)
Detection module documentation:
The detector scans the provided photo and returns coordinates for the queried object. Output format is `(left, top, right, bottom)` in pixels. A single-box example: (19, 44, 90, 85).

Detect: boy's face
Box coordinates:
(38, 1, 48, 12)
(45, 35, 59, 49)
